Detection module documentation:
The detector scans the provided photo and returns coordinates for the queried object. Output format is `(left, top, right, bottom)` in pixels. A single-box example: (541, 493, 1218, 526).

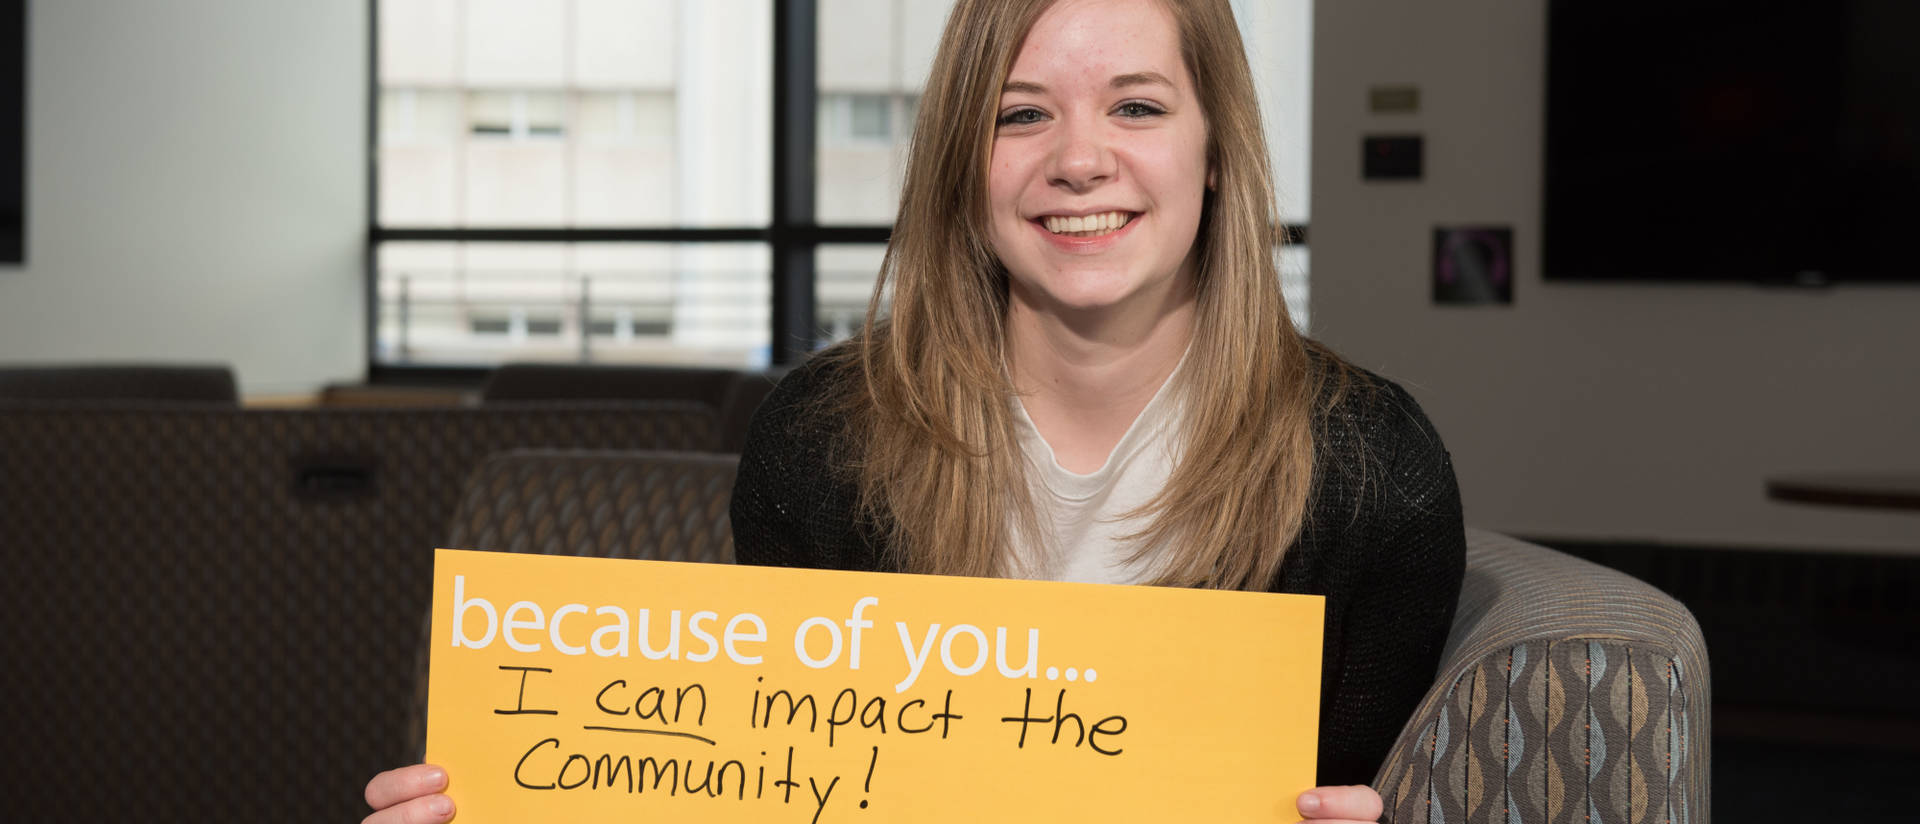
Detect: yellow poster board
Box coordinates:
(427, 548, 1324, 822)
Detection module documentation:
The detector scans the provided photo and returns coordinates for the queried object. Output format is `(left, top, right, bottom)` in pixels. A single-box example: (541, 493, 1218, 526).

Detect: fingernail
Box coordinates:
(429, 795, 453, 817)
(423, 767, 447, 789)
(1299, 792, 1321, 814)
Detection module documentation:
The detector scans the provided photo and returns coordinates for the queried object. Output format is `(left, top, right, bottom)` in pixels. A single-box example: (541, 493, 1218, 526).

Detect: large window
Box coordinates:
(371, 0, 1312, 374)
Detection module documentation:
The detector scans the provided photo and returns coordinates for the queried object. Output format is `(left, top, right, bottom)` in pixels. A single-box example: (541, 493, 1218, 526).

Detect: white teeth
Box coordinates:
(1042, 211, 1133, 236)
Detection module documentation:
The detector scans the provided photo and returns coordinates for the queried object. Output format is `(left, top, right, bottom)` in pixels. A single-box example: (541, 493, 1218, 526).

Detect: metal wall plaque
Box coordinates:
(1369, 85, 1421, 114)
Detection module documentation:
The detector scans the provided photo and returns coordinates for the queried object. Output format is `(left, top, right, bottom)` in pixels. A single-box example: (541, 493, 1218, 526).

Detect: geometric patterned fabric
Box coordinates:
(0, 404, 716, 823)
(443, 449, 737, 564)
(1376, 530, 1711, 823)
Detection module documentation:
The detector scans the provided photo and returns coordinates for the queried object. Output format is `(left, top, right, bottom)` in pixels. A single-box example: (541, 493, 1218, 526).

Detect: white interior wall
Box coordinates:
(1311, 0, 1920, 552)
(0, 0, 367, 396)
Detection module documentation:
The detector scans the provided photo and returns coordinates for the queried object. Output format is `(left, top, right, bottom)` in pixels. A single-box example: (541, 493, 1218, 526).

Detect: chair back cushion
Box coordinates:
(480, 363, 738, 410)
(446, 449, 737, 562)
(406, 449, 739, 756)
(0, 363, 238, 402)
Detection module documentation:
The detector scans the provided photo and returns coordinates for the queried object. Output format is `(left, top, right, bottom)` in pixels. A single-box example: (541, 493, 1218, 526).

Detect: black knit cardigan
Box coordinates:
(729, 352, 1466, 787)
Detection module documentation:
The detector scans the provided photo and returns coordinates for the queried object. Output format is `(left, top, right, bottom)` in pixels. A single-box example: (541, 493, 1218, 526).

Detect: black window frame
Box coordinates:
(365, 0, 1303, 384)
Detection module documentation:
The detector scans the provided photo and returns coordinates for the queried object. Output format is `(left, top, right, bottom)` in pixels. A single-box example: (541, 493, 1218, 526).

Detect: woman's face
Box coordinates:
(987, 0, 1211, 320)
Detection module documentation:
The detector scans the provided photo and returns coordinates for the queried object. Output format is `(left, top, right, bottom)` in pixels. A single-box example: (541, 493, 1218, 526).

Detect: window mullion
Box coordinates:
(771, 0, 820, 366)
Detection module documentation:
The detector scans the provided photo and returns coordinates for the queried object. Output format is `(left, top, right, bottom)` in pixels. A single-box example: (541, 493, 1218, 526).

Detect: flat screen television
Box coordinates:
(1543, 1, 1920, 284)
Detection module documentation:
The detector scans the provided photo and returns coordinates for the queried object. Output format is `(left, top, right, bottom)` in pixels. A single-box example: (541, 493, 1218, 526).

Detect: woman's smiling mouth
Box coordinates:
(1036, 210, 1139, 238)
(1029, 210, 1143, 252)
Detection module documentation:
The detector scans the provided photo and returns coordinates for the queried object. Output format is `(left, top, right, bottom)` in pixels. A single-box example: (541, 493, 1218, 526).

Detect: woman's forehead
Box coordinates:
(1006, 0, 1187, 91)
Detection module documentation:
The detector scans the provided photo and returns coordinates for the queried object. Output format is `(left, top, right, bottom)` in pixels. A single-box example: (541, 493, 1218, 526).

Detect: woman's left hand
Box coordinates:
(1295, 784, 1382, 823)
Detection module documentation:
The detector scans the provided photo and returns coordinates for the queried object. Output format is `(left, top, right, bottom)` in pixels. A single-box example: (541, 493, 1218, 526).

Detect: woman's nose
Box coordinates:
(1046, 118, 1115, 192)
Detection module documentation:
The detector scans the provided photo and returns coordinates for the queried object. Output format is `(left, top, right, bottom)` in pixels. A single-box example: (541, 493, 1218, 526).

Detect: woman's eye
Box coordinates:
(997, 108, 1045, 127)
(1115, 101, 1165, 118)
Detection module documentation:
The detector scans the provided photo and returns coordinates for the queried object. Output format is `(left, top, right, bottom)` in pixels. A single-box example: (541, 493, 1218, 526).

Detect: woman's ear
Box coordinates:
(1206, 167, 1218, 191)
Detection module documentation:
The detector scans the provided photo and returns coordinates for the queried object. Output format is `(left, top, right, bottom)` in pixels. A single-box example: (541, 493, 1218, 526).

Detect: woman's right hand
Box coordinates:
(363, 764, 456, 824)
(1295, 785, 1383, 823)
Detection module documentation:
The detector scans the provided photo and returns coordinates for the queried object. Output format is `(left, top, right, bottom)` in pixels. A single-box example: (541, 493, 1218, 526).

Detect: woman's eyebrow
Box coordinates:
(1110, 71, 1174, 90)
(1002, 80, 1047, 95)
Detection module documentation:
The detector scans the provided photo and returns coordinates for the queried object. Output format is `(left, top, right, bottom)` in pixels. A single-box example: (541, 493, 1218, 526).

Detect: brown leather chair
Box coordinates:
(478, 362, 789, 452)
(480, 363, 738, 408)
(0, 363, 238, 403)
(718, 366, 789, 452)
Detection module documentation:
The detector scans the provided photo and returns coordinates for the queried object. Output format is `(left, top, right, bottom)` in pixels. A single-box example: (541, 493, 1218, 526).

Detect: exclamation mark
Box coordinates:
(858, 746, 878, 810)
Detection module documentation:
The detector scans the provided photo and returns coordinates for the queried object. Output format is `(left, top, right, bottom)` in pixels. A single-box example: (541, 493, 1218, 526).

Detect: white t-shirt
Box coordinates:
(1007, 357, 1188, 585)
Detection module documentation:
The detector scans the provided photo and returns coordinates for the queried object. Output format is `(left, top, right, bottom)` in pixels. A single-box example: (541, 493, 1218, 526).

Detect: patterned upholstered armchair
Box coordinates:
(1374, 530, 1710, 824)
(426, 453, 1708, 823)
(439, 448, 738, 565)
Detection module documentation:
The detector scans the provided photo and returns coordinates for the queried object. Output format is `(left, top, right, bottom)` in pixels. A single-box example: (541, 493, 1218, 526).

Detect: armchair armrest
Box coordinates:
(1375, 529, 1710, 824)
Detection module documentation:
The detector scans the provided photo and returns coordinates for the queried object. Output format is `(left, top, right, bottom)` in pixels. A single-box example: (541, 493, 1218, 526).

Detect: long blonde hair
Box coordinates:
(825, 0, 1352, 590)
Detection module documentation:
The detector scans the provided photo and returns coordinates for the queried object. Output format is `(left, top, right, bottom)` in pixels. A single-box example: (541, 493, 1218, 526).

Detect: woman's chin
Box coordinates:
(1017, 287, 1123, 316)
(1012, 270, 1192, 323)
(1018, 293, 1167, 331)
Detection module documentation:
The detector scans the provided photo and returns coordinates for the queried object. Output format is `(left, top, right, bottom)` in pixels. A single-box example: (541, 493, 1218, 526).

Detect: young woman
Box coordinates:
(365, 2, 1461, 822)
(732, 0, 1463, 820)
